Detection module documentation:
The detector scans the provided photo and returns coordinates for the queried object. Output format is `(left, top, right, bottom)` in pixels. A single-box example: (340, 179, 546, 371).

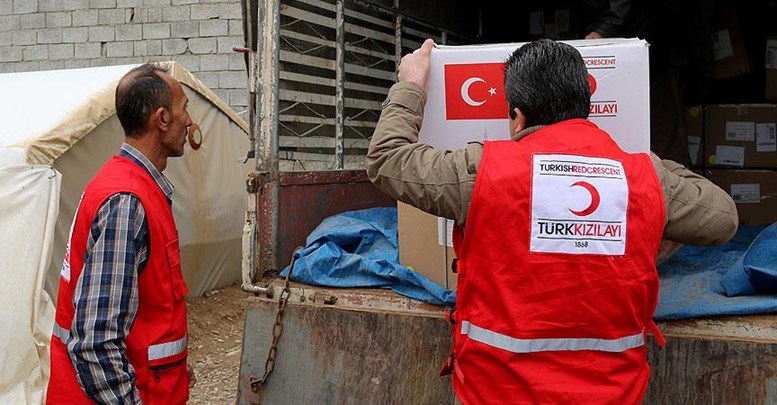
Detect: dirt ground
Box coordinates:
(186, 284, 249, 404)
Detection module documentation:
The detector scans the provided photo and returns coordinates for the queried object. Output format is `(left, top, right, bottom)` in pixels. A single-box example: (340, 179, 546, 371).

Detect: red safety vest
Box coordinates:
(47, 156, 190, 405)
(447, 119, 665, 405)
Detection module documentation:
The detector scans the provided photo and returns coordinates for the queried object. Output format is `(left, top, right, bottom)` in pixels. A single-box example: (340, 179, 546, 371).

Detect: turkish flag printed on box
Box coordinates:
(445, 63, 509, 120)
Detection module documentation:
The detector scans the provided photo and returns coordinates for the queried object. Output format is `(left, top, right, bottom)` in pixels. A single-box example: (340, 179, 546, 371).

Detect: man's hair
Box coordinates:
(503, 39, 590, 127)
(115, 63, 172, 137)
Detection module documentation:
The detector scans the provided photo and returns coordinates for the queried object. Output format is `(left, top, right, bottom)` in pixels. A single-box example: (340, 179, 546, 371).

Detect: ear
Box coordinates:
(511, 107, 526, 136)
(154, 107, 171, 131)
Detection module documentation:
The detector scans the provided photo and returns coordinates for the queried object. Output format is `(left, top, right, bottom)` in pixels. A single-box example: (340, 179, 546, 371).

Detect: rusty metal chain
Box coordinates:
(250, 248, 300, 392)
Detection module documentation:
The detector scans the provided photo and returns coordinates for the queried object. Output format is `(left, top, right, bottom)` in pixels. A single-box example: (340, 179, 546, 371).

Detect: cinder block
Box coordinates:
(171, 21, 198, 38)
(174, 54, 199, 71)
(143, 23, 170, 39)
(217, 36, 242, 54)
(228, 19, 242, 36)
(199, 19, 227, 37)
(0, 15, 20, 31)
(16, 61, 41, 72)
(195, 71, 219, 88)
(0, 1, 12, 16)
(172, 0, 197, 5)
(63, 0, 90, 11)
(23, 45, 49, 61)
(107, 41, 133, 57)
(12, 30, 37, 45)
(13, 0, 37, 14)
(219, 2, 241, 19)
(117, 0, 143, 7)
(229, 89, 248, 107)
(46, 12, 72, 28)
(163, 5, 189, 22)
(147, 39, 161, 55)
(37, 28, 63, 44)
(89, 26, 115, 41)
(115, 25, 141, 41)
(74, 42, 101, 58)
(63, 26, 88, 42)
(89, 0, 116, 9)
(188, 37, 217, 54)
(219, 70, 245, 89)
(49, 43, 75, 59)
(147, 7, 162, 23)
(190, 4, 218, 20)
(0, 32, 10, 45)
(133, 40, 147, 56)
(40, 60, 66, 70)
(72, 9, 98, 26)
(64, 59, 90, 69)
(98, 8, 127, 24)
(200, 54, 229, 71)
(0, 46, 22, 62)
(90, 58, 113, 67)
(162, 38, 187, 54)
(40, 0, 65, 12)
(144, 0, 171, 5)
(229, 53, 245, 70)
(0, 62, 15, 73)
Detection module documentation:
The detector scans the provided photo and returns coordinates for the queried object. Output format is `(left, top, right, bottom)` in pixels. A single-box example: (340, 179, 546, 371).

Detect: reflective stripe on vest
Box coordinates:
(461, 320, 644, 353)
(53, 323, 70, 342)
(148, 335, 188, 361)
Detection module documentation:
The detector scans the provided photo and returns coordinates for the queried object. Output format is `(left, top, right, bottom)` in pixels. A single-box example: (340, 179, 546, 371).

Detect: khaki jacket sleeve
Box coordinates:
(366, 81, 481, 225)
(650, 153, 738, 245)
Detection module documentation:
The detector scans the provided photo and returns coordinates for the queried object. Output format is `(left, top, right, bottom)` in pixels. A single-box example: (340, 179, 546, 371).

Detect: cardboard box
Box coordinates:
(684, 105, 704, 168)
(528, 6, 578, 40)
(397, 202, 457, 289)
(766, 38, 777, 101)
(403, 40, 651, 289)
(419, 38, 651, 153)
(711, 8, 750, 80)
(704, 104, 777, 168)
(704, 169, 777, 225)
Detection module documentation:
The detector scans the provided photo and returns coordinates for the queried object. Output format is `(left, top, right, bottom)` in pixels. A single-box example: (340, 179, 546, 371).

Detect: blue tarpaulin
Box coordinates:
(281, 207, 456, 306)
(283, 208, 777, 319)
(656, 223, 777, 320)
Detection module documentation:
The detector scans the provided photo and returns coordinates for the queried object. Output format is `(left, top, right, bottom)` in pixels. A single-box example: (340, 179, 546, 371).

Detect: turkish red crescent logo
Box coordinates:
(587, 74, 597, 95)
(445, 63, 509, 120)
(569, 181, 600, 216)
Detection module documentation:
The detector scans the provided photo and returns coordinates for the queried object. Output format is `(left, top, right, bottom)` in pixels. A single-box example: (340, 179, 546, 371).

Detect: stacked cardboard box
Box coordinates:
(766, 38, 777, 101)
(711, 7, 751, 80)
(684, 105, 704, 168)
(703, 170, 777, 225)
(703, 104, 777, 168)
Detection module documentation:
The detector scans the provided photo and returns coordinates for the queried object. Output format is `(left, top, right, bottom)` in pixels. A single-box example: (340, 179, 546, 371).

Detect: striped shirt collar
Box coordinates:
(119, 142, 174, 201)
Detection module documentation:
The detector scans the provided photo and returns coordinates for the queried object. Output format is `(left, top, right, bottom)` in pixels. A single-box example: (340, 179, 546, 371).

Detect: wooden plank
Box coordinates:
(279, 135, 369, 149)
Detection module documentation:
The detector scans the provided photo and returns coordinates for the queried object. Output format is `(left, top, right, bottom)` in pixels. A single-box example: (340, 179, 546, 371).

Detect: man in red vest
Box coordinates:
(367, 39, 738, 404)
(47, 63, 195, 404)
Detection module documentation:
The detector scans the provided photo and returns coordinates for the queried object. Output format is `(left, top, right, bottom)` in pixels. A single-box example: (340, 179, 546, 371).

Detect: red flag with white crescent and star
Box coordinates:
(444, 62, 509, 120)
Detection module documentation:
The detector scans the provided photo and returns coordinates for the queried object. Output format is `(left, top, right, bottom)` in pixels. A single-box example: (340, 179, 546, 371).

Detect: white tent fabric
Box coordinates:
(0, 150, 58, 404)
(0, 62, 251, 402)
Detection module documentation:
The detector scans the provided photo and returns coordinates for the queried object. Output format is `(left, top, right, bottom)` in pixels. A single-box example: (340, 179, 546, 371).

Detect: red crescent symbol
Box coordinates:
(569, 181, 600, 217)
(588, 74, 597, 95)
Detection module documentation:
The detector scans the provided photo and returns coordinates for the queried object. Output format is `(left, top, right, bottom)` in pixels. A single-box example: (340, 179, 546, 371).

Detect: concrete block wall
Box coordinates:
(0, 0, 249, 115)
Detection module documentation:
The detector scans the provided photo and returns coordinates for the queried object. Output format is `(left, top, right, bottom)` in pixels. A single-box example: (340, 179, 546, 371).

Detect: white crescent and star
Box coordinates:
(460, 77, 497, 107)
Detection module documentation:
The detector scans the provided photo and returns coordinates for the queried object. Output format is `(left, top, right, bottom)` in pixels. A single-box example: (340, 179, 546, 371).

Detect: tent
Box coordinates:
(0, 62, 251, 403)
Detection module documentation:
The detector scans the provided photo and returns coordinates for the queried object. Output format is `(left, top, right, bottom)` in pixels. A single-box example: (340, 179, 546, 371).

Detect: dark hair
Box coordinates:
(503, 39, 590, 127)
(115, 63, 172, 137)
